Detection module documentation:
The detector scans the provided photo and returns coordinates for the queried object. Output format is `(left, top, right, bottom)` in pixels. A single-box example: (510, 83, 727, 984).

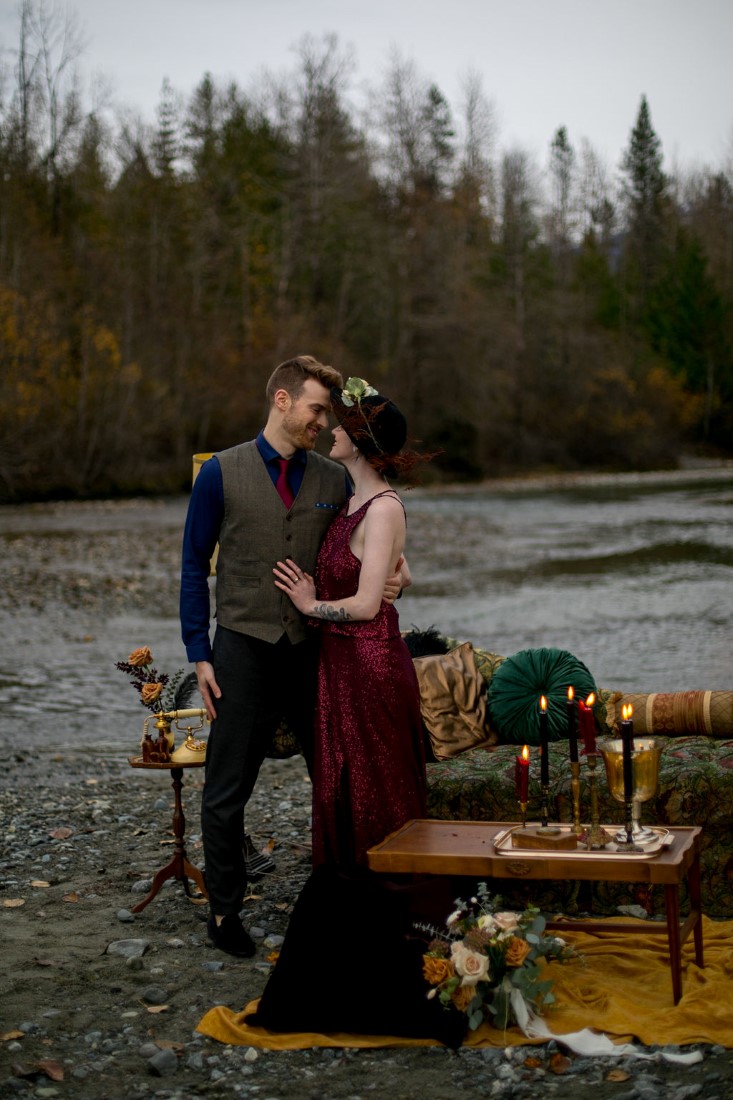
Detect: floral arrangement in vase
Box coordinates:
(116, 647, 199, 762)
(116, 646, 196, 714)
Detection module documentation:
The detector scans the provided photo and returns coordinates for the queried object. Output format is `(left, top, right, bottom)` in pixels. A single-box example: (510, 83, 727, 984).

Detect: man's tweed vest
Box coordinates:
(215, 441, 347, 644)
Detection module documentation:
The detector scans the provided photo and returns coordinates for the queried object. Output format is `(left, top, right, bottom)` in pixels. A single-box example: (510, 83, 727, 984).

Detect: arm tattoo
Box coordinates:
(313, 602, 352, 622)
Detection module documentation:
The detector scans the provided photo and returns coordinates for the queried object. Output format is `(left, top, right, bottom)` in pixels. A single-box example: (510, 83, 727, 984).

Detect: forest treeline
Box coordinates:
(1, 1, 732, 501)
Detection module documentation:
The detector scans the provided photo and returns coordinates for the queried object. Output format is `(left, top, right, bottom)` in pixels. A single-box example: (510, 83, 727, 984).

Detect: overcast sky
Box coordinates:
(2, 0, 732, 170)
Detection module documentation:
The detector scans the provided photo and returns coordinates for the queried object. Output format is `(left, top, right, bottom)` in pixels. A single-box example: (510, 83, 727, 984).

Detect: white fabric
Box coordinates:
(509, 988, 703, 1065)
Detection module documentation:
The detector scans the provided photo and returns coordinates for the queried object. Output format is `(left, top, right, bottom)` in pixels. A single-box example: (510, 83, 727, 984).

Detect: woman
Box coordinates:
(273, 376, 427, 869)
(246, 394, 461, 1045)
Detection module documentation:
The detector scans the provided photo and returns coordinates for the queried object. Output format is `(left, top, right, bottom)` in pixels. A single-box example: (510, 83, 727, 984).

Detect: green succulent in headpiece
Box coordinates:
(340, 377, 378, 407)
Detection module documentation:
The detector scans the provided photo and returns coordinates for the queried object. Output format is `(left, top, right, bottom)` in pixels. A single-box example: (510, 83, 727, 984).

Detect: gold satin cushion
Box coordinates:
(413, 642, 497, 761)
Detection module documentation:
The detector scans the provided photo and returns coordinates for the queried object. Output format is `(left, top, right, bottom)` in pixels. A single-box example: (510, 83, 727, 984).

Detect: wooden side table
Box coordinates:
(367, 820, 704, 1005)
(128, 756, 208, 913)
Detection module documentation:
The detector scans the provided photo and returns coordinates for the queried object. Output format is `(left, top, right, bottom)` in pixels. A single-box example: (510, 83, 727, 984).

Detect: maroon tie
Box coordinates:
(275, 457, 294, 509)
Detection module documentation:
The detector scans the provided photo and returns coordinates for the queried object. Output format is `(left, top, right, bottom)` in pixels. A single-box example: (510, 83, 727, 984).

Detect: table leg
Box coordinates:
(664, 883, 682, 1005)
(130, 767, 208, 913)
(688, 849, 705, 969)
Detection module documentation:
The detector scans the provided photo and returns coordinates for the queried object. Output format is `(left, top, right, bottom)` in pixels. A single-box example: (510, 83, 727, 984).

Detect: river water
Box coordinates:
(1, 467, 731, 758)
(399, 468, 733, 692)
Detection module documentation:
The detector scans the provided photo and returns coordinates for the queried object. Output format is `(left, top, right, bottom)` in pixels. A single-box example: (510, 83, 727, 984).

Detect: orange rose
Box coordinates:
(504, 936, 531, 967)
(128, 646, 153, 667)
(423, 955, 454, 986)
(141, 682, 163, 705)
(451, 983, 477, 1012)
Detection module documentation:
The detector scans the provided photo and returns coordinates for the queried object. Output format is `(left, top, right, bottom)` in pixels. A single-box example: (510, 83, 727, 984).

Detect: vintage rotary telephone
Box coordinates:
(140, 708, 209, 764)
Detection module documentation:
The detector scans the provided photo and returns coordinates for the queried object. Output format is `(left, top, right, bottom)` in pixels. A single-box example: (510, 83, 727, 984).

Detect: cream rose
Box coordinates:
(450, 942, 490, 985)
(493, 911, 521, 933)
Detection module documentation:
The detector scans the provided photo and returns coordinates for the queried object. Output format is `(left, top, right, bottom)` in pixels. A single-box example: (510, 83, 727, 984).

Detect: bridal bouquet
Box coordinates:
(420, 883, 579, 1032)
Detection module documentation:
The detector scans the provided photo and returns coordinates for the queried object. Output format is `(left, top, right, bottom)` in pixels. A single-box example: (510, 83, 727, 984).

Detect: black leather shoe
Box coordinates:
(207, 914, 256, 957)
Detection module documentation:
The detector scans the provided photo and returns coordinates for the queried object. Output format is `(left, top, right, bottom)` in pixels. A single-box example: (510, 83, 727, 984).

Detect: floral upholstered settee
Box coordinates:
(409, 634, 733, 919)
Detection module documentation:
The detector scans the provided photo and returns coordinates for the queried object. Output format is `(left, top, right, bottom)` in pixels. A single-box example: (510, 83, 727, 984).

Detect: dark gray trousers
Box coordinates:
(201, 625, 317, 915)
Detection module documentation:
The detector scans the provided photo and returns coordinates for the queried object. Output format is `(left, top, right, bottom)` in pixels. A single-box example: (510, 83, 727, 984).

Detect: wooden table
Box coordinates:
(367, 820, 704, 1004)
(128, 756, 208, 913)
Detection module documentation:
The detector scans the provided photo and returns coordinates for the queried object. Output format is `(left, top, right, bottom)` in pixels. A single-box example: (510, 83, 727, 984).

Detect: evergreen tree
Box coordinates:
(548, 126, 576, 261)
(620, 95, 669, 312)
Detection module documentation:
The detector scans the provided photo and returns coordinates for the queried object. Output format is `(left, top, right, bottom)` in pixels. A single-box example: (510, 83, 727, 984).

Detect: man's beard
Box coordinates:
(282, 413, 318, 451)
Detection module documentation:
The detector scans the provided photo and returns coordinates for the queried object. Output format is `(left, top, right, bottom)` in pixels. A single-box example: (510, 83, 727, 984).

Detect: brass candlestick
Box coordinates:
(518, 800, 528, 828)
(570, 761, 582, 835)
(585, 754, 605, 849)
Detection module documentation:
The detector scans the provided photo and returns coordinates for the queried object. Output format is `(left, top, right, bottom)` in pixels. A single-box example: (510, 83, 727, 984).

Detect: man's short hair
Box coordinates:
(266, 356, 343, 405)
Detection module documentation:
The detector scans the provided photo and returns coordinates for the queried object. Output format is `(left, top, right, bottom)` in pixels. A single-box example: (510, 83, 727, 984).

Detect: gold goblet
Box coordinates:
(597, 738, 663, 844)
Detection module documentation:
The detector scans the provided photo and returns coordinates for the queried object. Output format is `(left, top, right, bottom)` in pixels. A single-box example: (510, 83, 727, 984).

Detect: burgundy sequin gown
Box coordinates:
(310, 493, 426, 869)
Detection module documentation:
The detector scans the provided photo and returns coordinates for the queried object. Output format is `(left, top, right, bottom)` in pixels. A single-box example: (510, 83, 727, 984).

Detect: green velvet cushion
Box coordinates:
(486, 647, 597, 745)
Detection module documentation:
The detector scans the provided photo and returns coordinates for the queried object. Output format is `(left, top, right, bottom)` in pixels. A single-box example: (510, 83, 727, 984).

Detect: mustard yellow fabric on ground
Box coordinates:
(196, 916, 733, 1051)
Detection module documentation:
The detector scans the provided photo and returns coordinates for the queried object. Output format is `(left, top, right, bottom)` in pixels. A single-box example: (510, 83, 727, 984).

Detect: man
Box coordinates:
(180, 355, 403, 956)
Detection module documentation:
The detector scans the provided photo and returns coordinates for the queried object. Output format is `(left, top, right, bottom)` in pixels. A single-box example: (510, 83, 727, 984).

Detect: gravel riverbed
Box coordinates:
(1, 495, 732, 1099)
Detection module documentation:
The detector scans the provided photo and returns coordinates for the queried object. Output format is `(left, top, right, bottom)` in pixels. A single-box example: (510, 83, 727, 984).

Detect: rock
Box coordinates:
(141, 985, 168, 1005)
(201, 960, 224, 972)
(148, 1047, 178, 1076)
(244, 1047, 259, 1063)
(116, 908, 135, 922)
(263, 933, 284, 948)
(4, 1077, 31, 1093)
(130, 879, 153, 893)
(106, 938, 149, 958)
(495, 1063, 517, 1081)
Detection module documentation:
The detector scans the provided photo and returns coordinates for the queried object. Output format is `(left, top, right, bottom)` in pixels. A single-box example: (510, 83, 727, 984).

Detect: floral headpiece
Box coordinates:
(339, 376, 378, 408)
(331, 376, 407, 459)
